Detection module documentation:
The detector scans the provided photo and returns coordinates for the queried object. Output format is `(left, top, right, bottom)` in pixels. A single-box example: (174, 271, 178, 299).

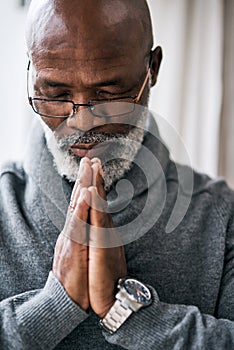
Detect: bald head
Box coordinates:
(26, 0, 153, 59)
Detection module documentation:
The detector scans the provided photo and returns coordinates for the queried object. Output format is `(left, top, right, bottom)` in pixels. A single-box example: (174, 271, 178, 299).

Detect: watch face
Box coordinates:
(123, 279, 151, 304)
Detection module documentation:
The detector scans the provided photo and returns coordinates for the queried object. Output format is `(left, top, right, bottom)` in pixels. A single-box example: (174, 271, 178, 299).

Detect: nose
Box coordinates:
(66, 105, 106, 131)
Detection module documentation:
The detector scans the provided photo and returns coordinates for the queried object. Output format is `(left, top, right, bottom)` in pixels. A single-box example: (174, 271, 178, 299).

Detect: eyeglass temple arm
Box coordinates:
(27, 60, 32, 105)
(133, 68, 151, 103)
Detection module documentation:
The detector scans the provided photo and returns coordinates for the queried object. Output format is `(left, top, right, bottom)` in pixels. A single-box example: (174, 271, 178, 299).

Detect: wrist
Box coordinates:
(98, 300, 115, 319)
(99, 277, 152, 334)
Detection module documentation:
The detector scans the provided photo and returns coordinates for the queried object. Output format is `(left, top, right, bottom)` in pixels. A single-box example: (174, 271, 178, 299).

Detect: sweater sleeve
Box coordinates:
(103, 287, 234, 349)
(0, 272, 88, 350)
(103, 193, 234, 349)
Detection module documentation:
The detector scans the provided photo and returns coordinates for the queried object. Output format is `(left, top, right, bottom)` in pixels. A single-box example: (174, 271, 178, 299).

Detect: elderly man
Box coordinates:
(0, 0, 234, 349)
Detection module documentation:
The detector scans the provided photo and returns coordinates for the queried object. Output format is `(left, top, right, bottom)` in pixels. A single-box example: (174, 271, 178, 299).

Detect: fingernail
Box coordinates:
(91, 157, 101, 164)
(81, 157, 90, 164)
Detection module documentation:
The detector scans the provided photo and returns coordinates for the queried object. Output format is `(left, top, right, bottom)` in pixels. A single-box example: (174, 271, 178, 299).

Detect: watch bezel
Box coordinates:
(118, 277, 152, 306)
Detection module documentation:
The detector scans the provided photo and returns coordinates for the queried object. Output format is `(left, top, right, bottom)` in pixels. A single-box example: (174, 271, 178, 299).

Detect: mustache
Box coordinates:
(57, 131, 128, 151)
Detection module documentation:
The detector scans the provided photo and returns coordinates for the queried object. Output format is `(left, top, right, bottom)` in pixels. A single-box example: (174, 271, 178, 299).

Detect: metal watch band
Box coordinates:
(100, 299, 133, 334)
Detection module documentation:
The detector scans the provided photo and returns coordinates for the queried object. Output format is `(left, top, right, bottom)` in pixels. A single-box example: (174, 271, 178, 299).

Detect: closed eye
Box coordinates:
(36, 89, 72, 100)
(52, 92, 71, 99)
(96, 87, 134, 99)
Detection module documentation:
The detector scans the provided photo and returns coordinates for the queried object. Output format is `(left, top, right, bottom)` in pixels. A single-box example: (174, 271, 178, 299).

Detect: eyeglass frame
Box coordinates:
(27, 53, 152, 119)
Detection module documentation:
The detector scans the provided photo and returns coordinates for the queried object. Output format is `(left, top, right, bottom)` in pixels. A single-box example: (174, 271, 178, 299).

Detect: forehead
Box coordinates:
(31, 38, 147, 87)
(31, 19, 144, 63)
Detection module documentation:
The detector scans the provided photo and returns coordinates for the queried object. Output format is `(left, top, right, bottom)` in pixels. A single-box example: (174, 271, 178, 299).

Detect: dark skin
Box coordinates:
(26, 0, 162, 317)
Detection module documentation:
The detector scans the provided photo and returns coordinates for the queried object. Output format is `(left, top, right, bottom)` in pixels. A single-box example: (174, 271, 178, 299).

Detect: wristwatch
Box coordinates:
(99, 277, 152, 334)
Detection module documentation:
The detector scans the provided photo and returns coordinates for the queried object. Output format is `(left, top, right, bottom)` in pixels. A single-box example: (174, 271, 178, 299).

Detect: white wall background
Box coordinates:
(148, 0, 223, 179)
(0, 0, 227, 182)
(0, 1, 32, 164)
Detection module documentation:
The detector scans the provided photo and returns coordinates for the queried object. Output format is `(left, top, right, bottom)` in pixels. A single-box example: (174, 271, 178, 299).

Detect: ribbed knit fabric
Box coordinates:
(15, 272, 88, 349)
(0, 116, 234, 349)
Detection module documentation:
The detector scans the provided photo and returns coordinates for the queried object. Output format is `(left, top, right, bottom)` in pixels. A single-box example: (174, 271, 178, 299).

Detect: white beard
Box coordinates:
(41, 117, 146, 191)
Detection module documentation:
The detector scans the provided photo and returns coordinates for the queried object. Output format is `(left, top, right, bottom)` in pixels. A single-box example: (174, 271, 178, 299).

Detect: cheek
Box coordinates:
(41, 117, 67, 131)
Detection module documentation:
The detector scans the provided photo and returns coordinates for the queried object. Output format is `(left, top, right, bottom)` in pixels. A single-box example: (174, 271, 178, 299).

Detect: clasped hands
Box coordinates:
(53, 157, 127, 318)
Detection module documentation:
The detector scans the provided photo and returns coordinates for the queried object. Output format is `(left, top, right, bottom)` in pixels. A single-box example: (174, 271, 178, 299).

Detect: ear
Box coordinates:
(150, 46, 163, 87)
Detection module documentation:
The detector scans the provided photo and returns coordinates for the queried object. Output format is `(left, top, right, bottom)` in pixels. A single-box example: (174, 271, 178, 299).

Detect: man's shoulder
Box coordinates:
(183, 163, 234, 221)
(192, 168, 234, 202)
(170, 160, 233, 195)
(0, 161, 26, 219)
(167, 160, 234, 213)
(0, 160, 25, 184)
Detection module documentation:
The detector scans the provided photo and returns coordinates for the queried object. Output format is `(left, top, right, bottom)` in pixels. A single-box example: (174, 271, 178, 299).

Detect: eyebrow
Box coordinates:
(41, 78, 125, 89)
(93, 79, 123, 87)
(42, 80, 72, 88)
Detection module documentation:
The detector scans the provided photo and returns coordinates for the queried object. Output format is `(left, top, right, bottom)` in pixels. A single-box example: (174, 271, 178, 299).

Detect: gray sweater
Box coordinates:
(0, 117, 234, 350)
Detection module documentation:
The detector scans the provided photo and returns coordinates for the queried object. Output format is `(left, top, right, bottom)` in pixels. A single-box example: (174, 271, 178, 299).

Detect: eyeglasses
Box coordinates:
(27, 60, 151, 119)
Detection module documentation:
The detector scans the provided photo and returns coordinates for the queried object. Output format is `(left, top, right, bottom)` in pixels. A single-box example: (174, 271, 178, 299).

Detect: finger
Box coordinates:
(89, 186, 107, 224)
(64, 188, 91, 245)
(53, 207, 89, 308)
(78, 156, 92, 187)
(89, 186, 117, 248)
(74, 187, 91, 221)
(91, 162, 106, 200)
(70, 157, 91, 200)
(70, 157, 92, 210)
(91, 158, 105, 180)
(91, 157, 101, 165)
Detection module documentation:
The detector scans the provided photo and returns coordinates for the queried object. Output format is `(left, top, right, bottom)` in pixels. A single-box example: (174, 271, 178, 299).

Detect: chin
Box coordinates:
(39, 110, 147, 191)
